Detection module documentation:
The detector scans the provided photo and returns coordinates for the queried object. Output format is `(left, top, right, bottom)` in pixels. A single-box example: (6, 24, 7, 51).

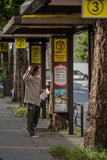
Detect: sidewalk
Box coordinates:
(0, 97, 84, 160)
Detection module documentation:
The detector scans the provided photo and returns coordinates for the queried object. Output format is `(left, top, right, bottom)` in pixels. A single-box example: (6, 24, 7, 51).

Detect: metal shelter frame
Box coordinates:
(0, 0, 94, 135)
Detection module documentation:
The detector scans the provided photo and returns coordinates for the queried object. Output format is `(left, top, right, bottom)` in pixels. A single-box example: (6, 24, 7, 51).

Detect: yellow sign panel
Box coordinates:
(82, 0, 107, 18)
(54, 39, 67, 62)
(15, 38, 26, 48)
(0, 43, 8, 51)
(31, 46, 41, 64)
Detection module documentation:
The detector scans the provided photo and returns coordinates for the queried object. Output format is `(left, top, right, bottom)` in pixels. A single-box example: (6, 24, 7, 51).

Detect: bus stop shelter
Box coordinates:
(2, 0, 94, 134)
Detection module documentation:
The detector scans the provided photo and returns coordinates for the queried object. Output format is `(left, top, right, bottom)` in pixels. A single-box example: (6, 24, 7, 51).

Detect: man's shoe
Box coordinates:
(32, 132, 39, 138)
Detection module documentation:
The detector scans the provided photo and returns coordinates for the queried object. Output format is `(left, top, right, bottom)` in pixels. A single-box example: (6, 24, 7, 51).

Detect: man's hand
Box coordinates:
(28, 65, 32, 70)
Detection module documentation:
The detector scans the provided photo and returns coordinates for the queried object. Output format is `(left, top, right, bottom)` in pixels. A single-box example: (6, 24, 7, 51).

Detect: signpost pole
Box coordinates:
(88, 25, 94, 92)
(41, 40, 46, 119)
(67, 32, 74, 135)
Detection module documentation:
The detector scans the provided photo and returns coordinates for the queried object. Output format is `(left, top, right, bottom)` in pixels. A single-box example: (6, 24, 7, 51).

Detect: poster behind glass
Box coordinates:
(54, 89, 67, 112)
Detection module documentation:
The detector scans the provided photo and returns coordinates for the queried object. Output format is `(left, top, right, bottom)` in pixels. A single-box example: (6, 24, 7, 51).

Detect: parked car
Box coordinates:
(73, 70, 88, 80)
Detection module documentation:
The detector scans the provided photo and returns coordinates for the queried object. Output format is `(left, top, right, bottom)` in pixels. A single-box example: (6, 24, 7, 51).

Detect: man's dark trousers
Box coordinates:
(27, 103, 40, 136)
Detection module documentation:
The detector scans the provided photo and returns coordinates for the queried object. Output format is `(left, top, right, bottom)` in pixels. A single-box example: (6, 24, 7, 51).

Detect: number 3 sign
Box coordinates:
(82, 0, 107, 18)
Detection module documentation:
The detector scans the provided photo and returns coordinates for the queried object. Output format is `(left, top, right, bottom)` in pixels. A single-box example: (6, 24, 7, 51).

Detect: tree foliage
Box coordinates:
(0, 0, 25, 30)
(74, 32, 88, 62)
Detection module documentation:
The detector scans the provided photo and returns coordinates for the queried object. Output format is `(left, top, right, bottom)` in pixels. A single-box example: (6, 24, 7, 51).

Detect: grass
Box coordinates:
(12, 107, 49, 118)
(0, 93, 4, 98)
(50, 145, 107, 160)
(50, 145, 71, 159)
(12, 106, 27, 117)
(40, 108, 49, 118)
(58, 126, 81, 137)
(73, 126, 81, 136)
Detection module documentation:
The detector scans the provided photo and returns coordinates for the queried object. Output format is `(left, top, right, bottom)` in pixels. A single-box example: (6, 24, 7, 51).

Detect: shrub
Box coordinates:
(12, 107, 27, 117)
(50, 145, 107, 160)
(12, 107, 49, 118)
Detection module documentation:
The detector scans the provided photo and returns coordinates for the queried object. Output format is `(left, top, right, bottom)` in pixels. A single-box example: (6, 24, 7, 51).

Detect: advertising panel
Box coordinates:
(54, 89, 67, 112)
(54, 64, 67, 87)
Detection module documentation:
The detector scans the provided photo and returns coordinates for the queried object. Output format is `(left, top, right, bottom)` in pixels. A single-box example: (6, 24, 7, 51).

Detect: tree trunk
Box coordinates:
(84, 19, 107, 148)
(13, 48, 28, 104)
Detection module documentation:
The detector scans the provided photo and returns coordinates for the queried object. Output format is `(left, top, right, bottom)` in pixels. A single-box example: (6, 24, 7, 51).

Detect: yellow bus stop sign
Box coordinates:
(54, 39, 67, 62)
(31, 45, 41, 64)
(0, 43, 8, 51)
(82, 0, 107, 18)
(15, 38, 26, 48)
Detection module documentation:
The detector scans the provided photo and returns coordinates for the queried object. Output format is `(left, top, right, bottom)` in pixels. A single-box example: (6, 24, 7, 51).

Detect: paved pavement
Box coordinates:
(0, 97, 84, 160)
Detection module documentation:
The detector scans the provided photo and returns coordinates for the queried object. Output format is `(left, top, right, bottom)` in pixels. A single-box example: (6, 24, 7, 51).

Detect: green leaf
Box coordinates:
(74, 32, 88, 62)
(0, 0, 25, 30)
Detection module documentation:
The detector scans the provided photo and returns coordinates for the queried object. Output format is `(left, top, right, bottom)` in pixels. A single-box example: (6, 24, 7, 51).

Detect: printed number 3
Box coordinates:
(92, 2, 99, 12)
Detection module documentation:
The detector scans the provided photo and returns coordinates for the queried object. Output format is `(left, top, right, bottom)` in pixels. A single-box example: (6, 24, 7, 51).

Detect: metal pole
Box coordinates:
(67, 32, 74, 135)
(88, 25, 94, 92)
(81, 105, 84, 137)
(41, 40, 46, 119)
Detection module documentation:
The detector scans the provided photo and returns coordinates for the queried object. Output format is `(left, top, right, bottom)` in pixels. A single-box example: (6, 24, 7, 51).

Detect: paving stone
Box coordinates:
(0, 97, 84, 160)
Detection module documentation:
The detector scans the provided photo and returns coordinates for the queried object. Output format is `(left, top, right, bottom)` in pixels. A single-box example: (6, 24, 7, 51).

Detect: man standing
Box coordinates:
(23, 65, 41, 137)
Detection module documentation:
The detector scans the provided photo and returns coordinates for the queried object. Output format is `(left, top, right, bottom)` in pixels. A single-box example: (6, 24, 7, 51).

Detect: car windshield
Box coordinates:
(77, 71, 83, 75)
(73, 70, 83, 75)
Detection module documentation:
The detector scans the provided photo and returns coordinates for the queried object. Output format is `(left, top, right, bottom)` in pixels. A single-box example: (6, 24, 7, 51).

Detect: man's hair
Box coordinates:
(31, 65, 39, 76)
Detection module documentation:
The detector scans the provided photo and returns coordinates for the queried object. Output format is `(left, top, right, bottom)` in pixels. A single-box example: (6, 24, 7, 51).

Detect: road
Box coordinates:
(73, 80, 88, 130)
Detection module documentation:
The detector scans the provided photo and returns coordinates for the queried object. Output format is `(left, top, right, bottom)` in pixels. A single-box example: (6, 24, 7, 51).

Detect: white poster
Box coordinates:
(54, 64, 67, 87)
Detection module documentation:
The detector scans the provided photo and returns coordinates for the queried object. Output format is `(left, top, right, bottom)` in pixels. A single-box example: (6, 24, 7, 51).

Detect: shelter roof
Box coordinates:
(3, 0, 92, 36)
(20, 0, 82, 15)
(3, 15, 92, 35)
(0, 31, 49, 42)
